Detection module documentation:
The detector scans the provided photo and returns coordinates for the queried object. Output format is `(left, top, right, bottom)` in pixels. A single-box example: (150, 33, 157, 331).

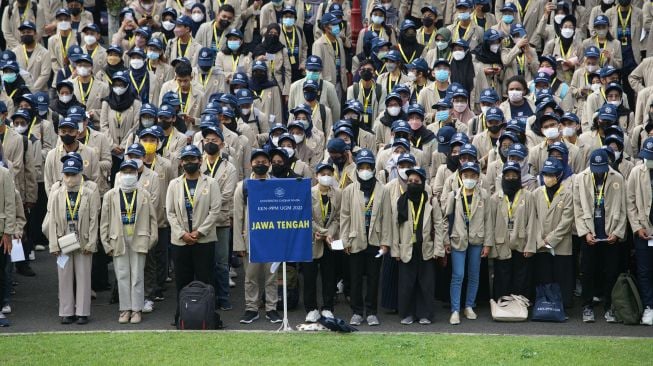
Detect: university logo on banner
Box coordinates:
(246, 178, 313, 263)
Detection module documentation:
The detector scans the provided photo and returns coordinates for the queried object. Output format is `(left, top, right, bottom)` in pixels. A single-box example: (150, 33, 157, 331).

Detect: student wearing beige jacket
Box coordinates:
(444, 161, 493, 325)
(340, 149, 393, 326)
(392, 168, 445, 325)
(574, 149, 627, 323)
(0, 157, 16, 327)
(101, 160, 158, 325)
(47, 153, 101, 325)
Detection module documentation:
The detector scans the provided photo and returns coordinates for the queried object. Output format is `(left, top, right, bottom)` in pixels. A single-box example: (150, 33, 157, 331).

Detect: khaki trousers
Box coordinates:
(57, 250, 93, 317)
(243, 257, 278, 312)
(114, 235, 146, 312)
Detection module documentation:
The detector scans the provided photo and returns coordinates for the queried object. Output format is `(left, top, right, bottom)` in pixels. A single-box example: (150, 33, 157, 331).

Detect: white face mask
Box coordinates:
(586, 64, 598, 73)
(614, 151, 622, 160)
(282, 147, 295, 158)
(130, 59, 145, 69)
(406, 72, 417, 82)
(608, 100, 621, 106)
(508, 90, 523, 102)
(452, 50, 466, 61)
(560, 28, 574, 39)
(59, 94, 73, 103)
(162, 21, 176, 31)
(58, 21, 71, 31)
(76, 66, 91, 77)
(84, 35, 97, 45)
(462, 178, 477, 189)
(591, 83, 602, 93)
(453, 102, 467, 113)
(562, 126, 576, 137)
(480, 105, 491, 115)
(131, 158, 144, 169)
(543, 127, 560, 139)
(271, 136, 279, 146)
(113, 86, 128, 95)
(293, 133, 305, 144)
(240, 108, 251, 115)
(436, 41, 449, 51)
(554, 14, 566, 24)
(490, 44, 500, 53)
(120, 173, 139, 192)
(358, 169, 374, 181)
(387, 106, 401, 116)
(596, 29, 608, 38)
(13, 124, 27, 134)
(398, 168, 409, 180)
(191, 13, 204, 22)
(141, 118, 155, 128)
(318, 175, 334, 187)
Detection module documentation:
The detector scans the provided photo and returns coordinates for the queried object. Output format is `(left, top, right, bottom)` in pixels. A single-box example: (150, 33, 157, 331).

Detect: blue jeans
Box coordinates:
(450, 245, 482, 312)
(214, 227, 231, 305)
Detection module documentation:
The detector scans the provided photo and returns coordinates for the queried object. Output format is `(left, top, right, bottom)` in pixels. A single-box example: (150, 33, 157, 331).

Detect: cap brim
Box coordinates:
(590, 164, 609, 174)
(437, 143, 450, 154)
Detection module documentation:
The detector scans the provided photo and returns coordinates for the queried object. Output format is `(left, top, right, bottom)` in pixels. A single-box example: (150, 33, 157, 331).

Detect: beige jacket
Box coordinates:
(581, 37, 622, 69)
(490, 189, 538, 260)
(158, 80, 205, 131)
(533, 180, 574, 256)
(280, 24, 308, 70)
(311, 35, 348, 93)
(627, 163, 653, 234)
(195, 21, 228, 51)
(340, 180, 393, 253)
(1, 127, 37, 204)
(392, 192, 446, 263)
(528, 139, 585, 175)
(628, 57, 653, 93)
(44, 143, 101, 197)
(201, 156, 238, 227)
(100, 100, 142, 150)
(264, 49, 293, 97)
(194, 67, 227, 99)
(447, 22, 484, 50)
(166, 174, 222, 245)
(47, 180, 101, 253)
(288, 77, 341, 122)
(605, 5, 644, 65)
(77, 128, 112, 195)
(1, 2, 46, 50)
(13, 43, 50, 92)
(311, 185, 342, 259)
(165, 37, 203, 67)
(71, 77, 110, 117)
(0, 167, 17, 236)
(215, 51, 253, 84)
(573, 167, 627, 239)
(445, 185, 494, 251)
(47, 32, 78, 78)
(100, 187, 158, 256)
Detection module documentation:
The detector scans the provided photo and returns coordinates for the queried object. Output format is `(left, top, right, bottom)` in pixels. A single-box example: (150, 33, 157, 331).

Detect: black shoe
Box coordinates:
(61, 316, 75, 324)
(266, 310, 282, 323)
(240, 311, 259, 324)
(16, 265, 35, 277)
(76, 316, 88, 325)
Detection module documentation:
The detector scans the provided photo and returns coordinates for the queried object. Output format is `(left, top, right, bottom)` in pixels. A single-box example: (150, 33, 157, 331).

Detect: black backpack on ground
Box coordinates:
(177, 281, 221, 330)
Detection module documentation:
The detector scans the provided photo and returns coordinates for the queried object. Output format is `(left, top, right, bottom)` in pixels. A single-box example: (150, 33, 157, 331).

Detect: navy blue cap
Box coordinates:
(589, 148, 609, 174)
(140, 103, 157, 117)
(111, 70, 129, 84)
(433, 58, 450, 68)
(502, 161, 521, 174)
(120, 159, 139, 170)
(407, 103, 425, 118)
(547, 141, 568, 155)
(281, 5, 297, 15)
(127, 47, 146, 58)
(305, 55, 322, 71)
(605, 134, 624, 149)
(278, 132, 296, 146)
(405, 167, 427, 181)
(226, 28, 243, 39)
(58, 117, 78, 130)
(451, 86, 469, 99)
(218, 93, 237, 107)
(162, 91, 181, 106)
(303, 79, 319, 90)
(334, 126, 354, 139)
(450, 132, 469, 146)
(392, 137, 410, 151)
(534, 72, 550, 84)
(61, 154, 83, 174)
(385, 92, 402, 105)
(67, 105, 86, 121)
(605, 82, 623, 94)
(220, 106, 235, 119)
(421, 5, 438, 15)
(329, 3, 344, 17)
(397, 153, 417, 165)
(506, 118, 526, 134)
(316, 162, 335, 173)
(433, 98, 453, 109)
(460, 161, 480, 174)
(76, 53, 93, 65)
(561, 112, 580, 124)
(383, 50, 402, 62)
(392, 84, 410, 95)
(460, 143, 478, 158)
(287, 120, 306, 131)
(484, 28, 502, 42)
(200, 114, 218, 128)
(408, 58, 429, 73)
(291, 104, 312, 117)
(452, 38, 469, 49)
(391, 120, 411, 134)
(372, 37, 392, 52)
(18, 21, 36, 31)
(371, 4, 386, 15)
(67, 45, 84, 62)
(82, 23, 100, 33)
(1, 60, 19, 72)
(327, 138, 349, 152)
(594, 14, 609, 26)
(510, 23, 526, 37)
(198, 48, 215, 67)
(126, 143, 145, 157)
(499, 131, 520, 144)
(157, 104, 175, 118)
(56, 8, 71, 17)
(135, 26, 152, 39)
(541, 157, 563, 174)
(598, 104, 618, 122)
(56, 80, 74, 91)
(171, 56, 191, 67)
(400, 19, 418, 32)
(176, 15, 193, 27)
(147, 38, 165, 50)
(344, 99, 363, 115)
(320, 12, 340, 26)
(232, 72, 249, 85)
(252, 60, 267, 72)
(639, 137, 653, 160)
(120, 6, 135, 17)
(250, 148, 270, 161)
(599, 65, 618, 78)
(480, 88, 499, 103)
(0, 50, 16, 63)
(180, 145, 202, 158)
(456, 0, 473, 8)
(0, 101, 7, 113)
(541, 112, 560, 123)
(486, 107, 504, 121)
(201, 125, 224, 141)
(162, 7, 177, 18)
(236, 89, 254, 105)
(538, 55, 557, 69)
(507, 143, 528, 159)
(139, 127, 160, 139)
(11, 109, 30, 122)
(585, 46, 600, 58)
(61, 151, 82, 164)
(106, 44, 123, 54)
(437, 126, 457, 153)
(355, 149, 375, 166)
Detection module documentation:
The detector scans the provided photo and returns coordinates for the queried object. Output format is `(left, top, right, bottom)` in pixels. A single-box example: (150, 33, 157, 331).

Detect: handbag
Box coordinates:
(58, 233, 81, 254)
(531, 283, 567, 322)
(490, 295, 530, 322)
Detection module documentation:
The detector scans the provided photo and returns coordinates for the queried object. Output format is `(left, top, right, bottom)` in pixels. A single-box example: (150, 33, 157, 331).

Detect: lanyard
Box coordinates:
(26, 117, 37, 139)
(283, 26, 296, 54)
(514, 0, 530, 18)
(479, 113, 487, 131)
(543, 185, 563, 208)
(82, 127, 90, 145)
(420, 29, 434, 48)
(183, 177, 199, 209)
(398, 44, 416, 64)
(22, 45, 31, 66)
(326, 35, 339, 62)
(462, 191, 473, 221)
(60, 33, 72, 58)
(78, 78, 94, 104)
(231, 54, 240, 70)
(206, 156, 221, 177)
(129, 70, 147, 94)
(164, 132, 173, 153)
(86, 45, 98, 58)
(371, 25, 385, 39)
(594, 37, 607, 66)
(212, 22, 225, 48)
(618, 6, 632, 34)
(364, 191, 375, 212)
(200, 69, 213, 88)
(319, 194, 329, 222)
(20, 1, 30, 22)
(455, 22, 471, 41)
(121, 189, 137, 222)
(333, 166, 347, 189)
(386, 74, 397, 94)
(410, 194, 425, 236)
(177, 38, 189, 58)
(253, 89, 265, 100)
(178, 84, 191, 114)
(65, 177, 84, 221)
(592, 173, 607, 205)
(504, 189, 521, 219)
(360, 82, 372, 110)
(559, 39, 571, 59)
(472, 13, 488, 30)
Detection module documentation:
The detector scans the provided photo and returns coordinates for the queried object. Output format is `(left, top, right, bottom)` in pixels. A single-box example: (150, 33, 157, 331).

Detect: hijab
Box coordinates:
(263, 24, 285, 54)
(450, 51, 475, 95)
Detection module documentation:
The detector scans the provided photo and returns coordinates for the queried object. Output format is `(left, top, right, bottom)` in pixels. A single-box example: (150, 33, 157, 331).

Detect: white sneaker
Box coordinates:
(350, 314, 363, 326)
(642, 307, 653, 325)
(142, 300, 154, 313)
(305, 309, 321, 323)
(336, 280, 344, 294)
(464, 307, 477, 320)
(1, 305, 11, 314)
(34, 245, 46, 251)
(321, 309, 334, 319)
(229, 268, 237, 278)
(450, 311, 460, 325)
(229, 278, 236, 288)
(366, 315, 380, 326)
(28, 251, 35, 260)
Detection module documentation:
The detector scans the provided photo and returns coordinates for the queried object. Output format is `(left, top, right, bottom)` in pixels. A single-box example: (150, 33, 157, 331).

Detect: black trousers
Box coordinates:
(156, 227, 171, 291)
(380, 252, 398, 311)
(349, 249, 382, 316)
(173, 242, 216, 321)
(493, 250, 532, 300)
(398, 246, 435, 320)
(303, 246, 336, 312)
(534, 252, 574, 307)
(581, 239, 619, 309)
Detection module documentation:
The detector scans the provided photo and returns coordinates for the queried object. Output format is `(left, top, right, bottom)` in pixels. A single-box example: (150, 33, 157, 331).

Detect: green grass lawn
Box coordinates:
(1, 332, 652, 365)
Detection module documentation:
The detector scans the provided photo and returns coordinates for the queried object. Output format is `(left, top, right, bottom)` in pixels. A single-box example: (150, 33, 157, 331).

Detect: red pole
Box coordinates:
(351, 0, 362, 49)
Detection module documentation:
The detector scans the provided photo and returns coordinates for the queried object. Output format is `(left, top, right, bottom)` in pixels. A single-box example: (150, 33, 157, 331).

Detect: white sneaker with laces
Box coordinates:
(142, 300, 154, 313)
(305, 309, 321, 323)
(642, 307, 653, 325)
(1, 305, 11, 314)
(464, 307, 477, 320)
(229, 268, 237, 278)
(321, 309, 334, 319)
(349, 314, 363, 326)
(366, 315, 380, 326)
(450, 311, 460, 325)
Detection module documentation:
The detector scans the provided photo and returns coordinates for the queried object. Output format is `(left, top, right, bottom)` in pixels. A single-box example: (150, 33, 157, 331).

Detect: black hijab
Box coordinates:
(397, 182, 426, 243)
(263, 24, 285, 54)
(472, 40, 502, 65)
(103, 85, 138, 112)
(450, 52, 475, 95)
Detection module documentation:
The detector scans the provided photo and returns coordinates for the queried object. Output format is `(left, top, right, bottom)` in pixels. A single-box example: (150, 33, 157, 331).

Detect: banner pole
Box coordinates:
(278, 262, 292, 331)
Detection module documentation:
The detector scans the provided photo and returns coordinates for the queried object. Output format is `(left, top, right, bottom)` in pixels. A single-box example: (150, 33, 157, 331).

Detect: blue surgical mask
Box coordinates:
(1, 72, 17, 83)
(227, 40, 241, 51)
(436, 110, 450, 121)
(306, 71, 320, 81)
(502, 15, 514, 24)
(282, 18, 295, 27)
(331, 25, 341, 37)
(435, 69, 449, 82)
(146, 51, 160, 60)
(458, 12, 471, 21)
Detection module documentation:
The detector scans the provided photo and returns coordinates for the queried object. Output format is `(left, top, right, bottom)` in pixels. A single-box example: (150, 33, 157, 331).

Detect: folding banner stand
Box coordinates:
(278, 262, 292, 332)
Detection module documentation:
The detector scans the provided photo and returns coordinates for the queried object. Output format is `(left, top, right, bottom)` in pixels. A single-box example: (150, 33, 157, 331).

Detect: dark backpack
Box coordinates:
(276, 263, 299, 311)
(177, 281, 221, 330)
(612, 272, 643, 325)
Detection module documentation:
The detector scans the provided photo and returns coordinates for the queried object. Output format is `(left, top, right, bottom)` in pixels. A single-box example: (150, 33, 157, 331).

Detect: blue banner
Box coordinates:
(247, 178, 313, 263)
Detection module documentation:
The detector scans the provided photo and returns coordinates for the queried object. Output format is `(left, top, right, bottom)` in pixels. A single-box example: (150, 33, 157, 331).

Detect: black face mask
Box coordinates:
(199, 65, 212, 72)
(501, 179, 521, 197)
(446, 154, 459, 172)
(253, 73, 266, 83)
(271, 163, 288, 177)
(331, 155, 346, 166)
(252, 164, 269, 175)
(21, 35, 34, 44)
(403, 32, 417, 44)
(266, 35, 279, 44)
(488, 124, 503, 134)
(407, 182, 424, 198)
(204, 142, 219, 155)
(422, 17, 434, 28)
(183, 162, 200, 174)
(219, 19, 231, 29)
(61, 134, 76, 145)
(360, 69, 374, 81)
(69, 8, 82, 16)
(159, 121, 172, 130)
(304, 91, 317, 102)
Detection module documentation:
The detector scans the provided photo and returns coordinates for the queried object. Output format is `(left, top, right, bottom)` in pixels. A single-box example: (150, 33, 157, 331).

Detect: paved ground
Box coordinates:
(2, 251, 653, 337)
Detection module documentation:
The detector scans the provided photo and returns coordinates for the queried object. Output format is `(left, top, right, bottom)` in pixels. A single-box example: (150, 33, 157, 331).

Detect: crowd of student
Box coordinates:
(3, 0, 653, 328)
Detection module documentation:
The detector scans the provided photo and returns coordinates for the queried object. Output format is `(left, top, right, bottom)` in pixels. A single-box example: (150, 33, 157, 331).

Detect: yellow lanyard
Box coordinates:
(618, 6, 632, 35)
(559, 39, 571, 59)
(147, 59, 155, 72)
(178, 84, 191, 114)
(361, 82, 372, 111)
(82, 127, 90, 145)
(543, 185, 563, 208)
(514, 0, 530, 18)
(177, 38, 189, 58)
(455, 22, 472, 41)
(371, 25, 385, 39)
(462, 190, 473, 221)
(21, 45, 31, 66)
(283, 26, 296, 53)
(472, 13, 487, 30)
(200, 69, 213, 88)
(86, 45, 98, 58)
(504, 189, 521, 219)
(334, 167, 347, 189)
(78, 78, 94, 105)
(410, 194, 425, 237)
(8, 89, 18, 99)
(398, 44, 416, 64)
(594, 37, 607, 66)
(479, 113, 487, 131)
(420, 29, 434, 48)
(206, 156, 220, 177)
(65, 178, 84, 221)
(386, 74, 397, 94)
(116, 112, 123, 127)
(253, 89, 265, 100)
(149, 156, 157, 171)
(319, 194, 329, 222)
(231, 54, 240, 70)
(26, 117, 37, 139)
(60, 33, 72, 58)
(164, 132, 173, 153)
(183, 177, 199, 209)
(326, 35, 339, 62)
(20, 1, 30, 22)
(212, 23, 225, 48)
(592, 173, 607, 205)
(129, 70, 147, 94)
(364, 191, 375, 212)
(121, 189, 137, 223)
(128, 34, 135, 48)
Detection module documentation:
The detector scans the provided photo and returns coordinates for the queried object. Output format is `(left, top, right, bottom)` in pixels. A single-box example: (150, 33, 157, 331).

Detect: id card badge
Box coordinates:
(363, 114, 369, 124)
(68, 222, 77, 236)
(594, 207, 603, 219)
(126, 224, 134, 236)
(411, 233, 416, 244)
(290, 56, 296, 65)
(622, 37, 628, 46)
(507, 219, 514, 231)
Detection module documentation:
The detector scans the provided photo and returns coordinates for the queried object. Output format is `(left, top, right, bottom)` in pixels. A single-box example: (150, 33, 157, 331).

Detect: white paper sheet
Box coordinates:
(648, 239, 653, 247)
(57, 254, 70, 269)
(330, 239, 344, 250)
(270, 262, 280, 273)
(10, 239, 24, 262)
